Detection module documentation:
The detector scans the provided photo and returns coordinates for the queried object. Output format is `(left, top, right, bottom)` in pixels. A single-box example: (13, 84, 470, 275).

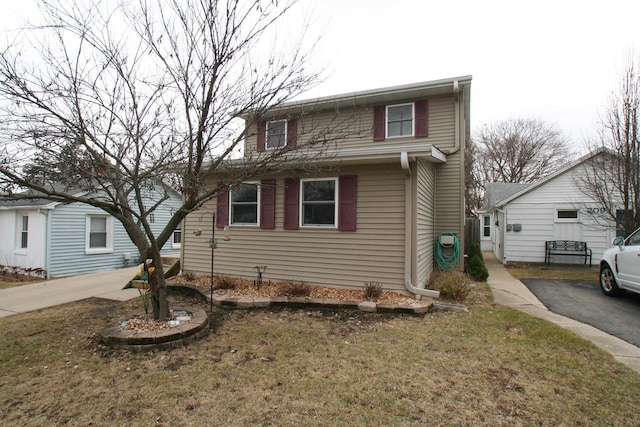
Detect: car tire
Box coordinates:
(600, 264, 623, 297)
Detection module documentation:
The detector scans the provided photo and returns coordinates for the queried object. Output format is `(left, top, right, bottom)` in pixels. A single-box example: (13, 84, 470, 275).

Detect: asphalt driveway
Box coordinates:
(521, 279, 640, 348)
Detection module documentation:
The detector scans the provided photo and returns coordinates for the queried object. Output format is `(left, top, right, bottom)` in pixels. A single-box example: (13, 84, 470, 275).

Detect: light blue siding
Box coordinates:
(48, 190, 182, 277)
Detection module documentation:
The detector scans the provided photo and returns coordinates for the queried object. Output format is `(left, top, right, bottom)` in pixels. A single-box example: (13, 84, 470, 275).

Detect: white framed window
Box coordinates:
(555, 209, 579, 222)
(172, 222, 182, 249)
(230, 182, 260, 225)
(266, 120, 287, 149)
(18, 214, 29, 249)
(483, 215, 491, 238)
(85, 215, 114, 254)
(301, 178, 337, 227)
(386, 103, 414, 138)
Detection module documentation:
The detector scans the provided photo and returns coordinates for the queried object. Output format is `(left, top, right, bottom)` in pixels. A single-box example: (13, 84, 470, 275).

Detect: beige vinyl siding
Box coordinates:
(434, 96, 465, 260)
(182, 164, 410, 294)
(244, 96, 456, 155)
(416, 159, 436, 286)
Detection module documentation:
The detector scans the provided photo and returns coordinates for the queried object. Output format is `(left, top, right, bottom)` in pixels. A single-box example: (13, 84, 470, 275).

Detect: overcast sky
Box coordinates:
(302, 0, 640, 152)
(3, 0, 640, 154)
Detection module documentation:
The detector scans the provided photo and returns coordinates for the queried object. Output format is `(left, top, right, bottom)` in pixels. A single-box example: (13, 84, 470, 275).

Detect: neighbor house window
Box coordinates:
(386, 103, 414, 138)
(266, 120, 287, 149)
(556, 209, 579, 221)
(230, 183, 259, 225)
(483, 215, 491, 237)
(301, 179, 337, 227)
(19, 214, 28, 249)
(86, 215, 113, 253)
(172, 222, 182, 249)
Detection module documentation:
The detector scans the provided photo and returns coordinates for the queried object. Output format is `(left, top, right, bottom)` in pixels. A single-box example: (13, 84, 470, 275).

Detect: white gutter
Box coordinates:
(401, 151, 440, 299)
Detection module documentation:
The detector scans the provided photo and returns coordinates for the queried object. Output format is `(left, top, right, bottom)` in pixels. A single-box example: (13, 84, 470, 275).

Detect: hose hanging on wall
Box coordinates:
(435, 232, 460, 272)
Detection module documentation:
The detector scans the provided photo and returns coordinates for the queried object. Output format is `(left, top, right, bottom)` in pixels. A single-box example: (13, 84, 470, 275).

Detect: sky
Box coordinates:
(3, 0, 640, 154)
(298, 0, 640, 152)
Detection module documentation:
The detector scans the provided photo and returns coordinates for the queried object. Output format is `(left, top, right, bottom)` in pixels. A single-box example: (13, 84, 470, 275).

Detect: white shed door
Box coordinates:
(553, 222, 581, 241)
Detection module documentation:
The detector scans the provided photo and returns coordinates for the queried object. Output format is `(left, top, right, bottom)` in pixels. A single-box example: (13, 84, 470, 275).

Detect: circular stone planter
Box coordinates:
(100, 308, 209, 351)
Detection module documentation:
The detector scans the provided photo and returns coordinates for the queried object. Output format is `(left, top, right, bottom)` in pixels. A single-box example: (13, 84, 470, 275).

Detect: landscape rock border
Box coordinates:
(99, 308, 209, 352)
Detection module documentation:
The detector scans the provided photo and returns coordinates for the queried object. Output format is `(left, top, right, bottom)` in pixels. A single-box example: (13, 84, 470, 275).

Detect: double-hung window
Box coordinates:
(301, 179, 337, 227)
(230, 183, 259, 225)
(386, 103, 414, 138)
(86, 215, 113, 254)
(266, 120, 287, 149)
(483, 216, 491, 238)
(18, 214, 28, 249)
(172, 222, 183, 249)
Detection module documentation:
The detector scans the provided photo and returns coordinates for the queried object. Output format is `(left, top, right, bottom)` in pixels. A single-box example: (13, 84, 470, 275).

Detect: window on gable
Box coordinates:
(386, 103, 414, 138)
(230, 183, 259, 225)
(301, 179, 337, 227)
(483, 216, 491, 237)
(86, 215, 113, 253)
(19, 215, 28, 249)
(266, 120, 287, 149)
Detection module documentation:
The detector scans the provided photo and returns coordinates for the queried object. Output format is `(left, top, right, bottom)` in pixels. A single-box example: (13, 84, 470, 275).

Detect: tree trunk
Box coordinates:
(147, 248, 170, 321)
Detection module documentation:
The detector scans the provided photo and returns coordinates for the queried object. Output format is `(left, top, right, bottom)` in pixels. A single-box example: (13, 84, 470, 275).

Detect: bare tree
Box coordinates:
(474, 118, 571, 184)
(464, 136, 483, 216)
(578, 57, 640, 235)
(0, 0, 341, 321)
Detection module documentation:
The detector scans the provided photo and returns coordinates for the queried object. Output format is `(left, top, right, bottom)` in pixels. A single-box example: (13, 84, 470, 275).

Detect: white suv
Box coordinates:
(600, 227, 640, 296)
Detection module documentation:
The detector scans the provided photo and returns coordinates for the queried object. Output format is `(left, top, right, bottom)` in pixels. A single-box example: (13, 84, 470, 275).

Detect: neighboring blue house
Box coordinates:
(0, 188, 182, 278)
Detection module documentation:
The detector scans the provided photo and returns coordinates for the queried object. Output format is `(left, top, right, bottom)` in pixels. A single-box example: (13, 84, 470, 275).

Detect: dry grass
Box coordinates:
(1, 285, 639, 426)
(506, 262, 599, 281)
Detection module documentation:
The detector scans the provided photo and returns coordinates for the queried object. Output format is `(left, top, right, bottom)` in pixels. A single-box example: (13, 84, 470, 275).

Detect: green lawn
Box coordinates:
(1, 286, 638, 426)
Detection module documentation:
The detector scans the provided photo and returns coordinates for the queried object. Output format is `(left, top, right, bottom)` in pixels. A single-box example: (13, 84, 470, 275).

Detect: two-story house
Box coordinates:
(181, 76, 471, 296)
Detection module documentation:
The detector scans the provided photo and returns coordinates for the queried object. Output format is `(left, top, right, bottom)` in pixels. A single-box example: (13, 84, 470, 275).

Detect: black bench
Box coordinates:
(544, 240, 592, 266)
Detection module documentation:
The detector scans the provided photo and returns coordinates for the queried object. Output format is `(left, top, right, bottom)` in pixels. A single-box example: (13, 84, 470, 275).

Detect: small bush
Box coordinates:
(363, 281, 383, 301)
(468, 254, 489, 282)
(278, 281, 310, 297)
(182, 271, 196, 282)
(427, 271, 474, 303)
(214, 275, 236, 290)
(467, 242, 484, 263)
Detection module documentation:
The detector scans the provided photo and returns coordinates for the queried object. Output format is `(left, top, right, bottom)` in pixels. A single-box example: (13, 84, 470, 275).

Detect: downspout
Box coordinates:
(401, 151, 440, 298)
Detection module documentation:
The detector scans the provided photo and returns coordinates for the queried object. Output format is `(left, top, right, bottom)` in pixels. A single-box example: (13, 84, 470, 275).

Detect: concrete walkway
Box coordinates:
(485, 251, 640, 373)
(0, 267, 140, 318)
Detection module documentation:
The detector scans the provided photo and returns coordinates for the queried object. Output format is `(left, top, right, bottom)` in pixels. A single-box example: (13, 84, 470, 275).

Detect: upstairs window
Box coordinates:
(230, 183, 259, 225)
(266, 120, 287, 149)
(301, 179, 337, 227)
(386, 103, 414, 138)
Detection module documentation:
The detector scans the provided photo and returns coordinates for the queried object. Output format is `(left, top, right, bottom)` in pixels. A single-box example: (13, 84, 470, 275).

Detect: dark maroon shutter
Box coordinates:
(338, 175, 357, 231)
(415, 100, 428, 138)
(216, 186, 229, 228)
(260, 179, 276, 229)
(286, 118, 297, 149)
(283, 177, 299, 230)
(373, 106, 385, 141)
(257, 121, 266, 152)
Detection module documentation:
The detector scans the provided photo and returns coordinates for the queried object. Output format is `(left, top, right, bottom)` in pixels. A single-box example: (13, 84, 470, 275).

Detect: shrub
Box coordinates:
(427, 271, 474, 303)
(467, 242, 484, 263)
(468, 254, 489, 282)
(182, 271, 196, 282)
(363, 281, 383, 301)
(278, 281, 310, 297)
(214, 275, 236, 290)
